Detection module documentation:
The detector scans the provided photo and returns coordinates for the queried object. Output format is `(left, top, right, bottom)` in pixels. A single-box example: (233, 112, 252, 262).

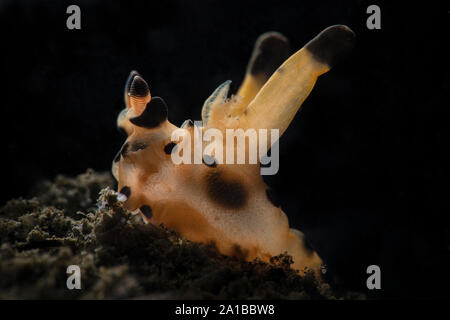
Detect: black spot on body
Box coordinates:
(205, 170, 247, 209)
(266, 188, 281, 208)
(130, 97, 168, 129)
(164, 142, 177, 155)
(129, 76, 149, 97)
(140, 205, 152, 219)
(202, 155, 217, 167)
(119, 186, 131, 198)
(130, 141, 148, 152)
(305, 25, 355, 67)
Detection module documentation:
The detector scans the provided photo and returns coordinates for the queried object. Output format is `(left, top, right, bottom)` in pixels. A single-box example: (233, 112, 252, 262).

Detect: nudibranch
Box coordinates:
(112, 25, 355, 274)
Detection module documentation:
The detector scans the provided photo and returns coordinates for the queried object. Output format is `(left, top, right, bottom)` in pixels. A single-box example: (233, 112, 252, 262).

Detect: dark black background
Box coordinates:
(1, 0, 449, 298)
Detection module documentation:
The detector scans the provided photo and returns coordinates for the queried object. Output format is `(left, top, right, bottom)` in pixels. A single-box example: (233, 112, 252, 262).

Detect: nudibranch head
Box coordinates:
(112, 25, 355, 274)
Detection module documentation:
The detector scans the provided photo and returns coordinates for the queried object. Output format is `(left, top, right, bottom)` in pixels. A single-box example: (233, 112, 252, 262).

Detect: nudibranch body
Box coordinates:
(112, 25, 355, 273)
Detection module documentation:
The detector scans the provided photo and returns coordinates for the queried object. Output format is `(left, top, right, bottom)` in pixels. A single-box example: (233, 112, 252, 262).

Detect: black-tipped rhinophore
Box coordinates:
(126, 70, 139, 91)
(125, 71, 139, 97)
(129, 75, 150, 97)
(129, 97, 168, 129)
(249, 32, 291, 80)
(305, 25, 355, 67)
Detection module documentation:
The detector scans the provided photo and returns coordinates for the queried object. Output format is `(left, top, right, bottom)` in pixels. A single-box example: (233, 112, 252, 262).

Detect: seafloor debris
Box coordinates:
(0, 170, 363, 299)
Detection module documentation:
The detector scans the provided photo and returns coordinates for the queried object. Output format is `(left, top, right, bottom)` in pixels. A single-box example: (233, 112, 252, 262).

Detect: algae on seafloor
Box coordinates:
(0, 169, 357, 299)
